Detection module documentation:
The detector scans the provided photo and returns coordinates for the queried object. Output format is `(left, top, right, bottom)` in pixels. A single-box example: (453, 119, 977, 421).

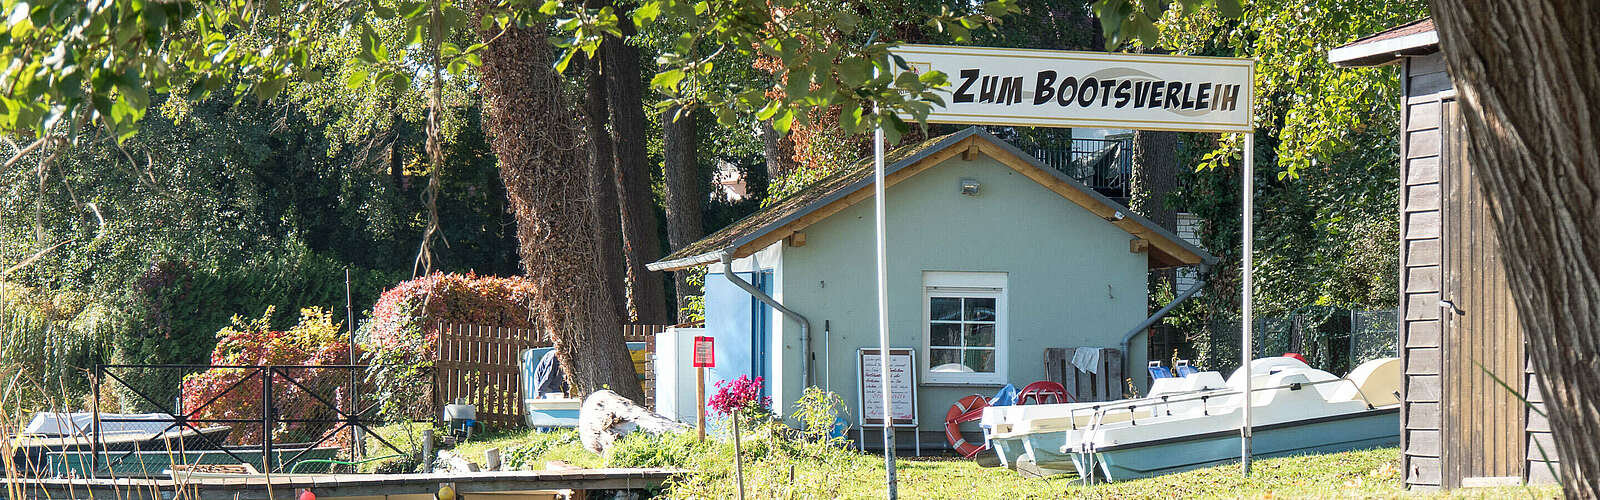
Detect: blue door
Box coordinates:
(704, 270, 775, 400)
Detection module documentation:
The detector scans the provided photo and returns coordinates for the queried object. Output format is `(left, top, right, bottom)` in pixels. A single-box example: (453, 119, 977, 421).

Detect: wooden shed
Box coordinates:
(1329, 19, 1560, 490)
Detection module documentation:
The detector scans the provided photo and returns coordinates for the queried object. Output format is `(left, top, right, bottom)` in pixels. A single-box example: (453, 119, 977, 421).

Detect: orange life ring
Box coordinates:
(944, 395, 988, 458)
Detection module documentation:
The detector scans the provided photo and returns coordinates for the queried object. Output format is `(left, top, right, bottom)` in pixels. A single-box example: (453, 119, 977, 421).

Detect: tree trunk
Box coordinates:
(602, 13, 671, 325)
(661, 106, 704, 323)
(476, 21, 644, 401)
(583, 52, 630, 322)
(1130, 131, 1179, 232)
(763, 119, 796, 180)
(1429, 2, 1600, 496)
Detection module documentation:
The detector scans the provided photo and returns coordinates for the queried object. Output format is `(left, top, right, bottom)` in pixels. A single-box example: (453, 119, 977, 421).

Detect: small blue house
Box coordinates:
(649, 127, 1213, 447)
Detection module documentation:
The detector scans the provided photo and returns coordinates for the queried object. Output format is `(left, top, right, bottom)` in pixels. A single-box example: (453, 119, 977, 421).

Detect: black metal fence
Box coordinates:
(1174, 308, 1399, 376)
(73, 364, 411, 477)
(1011, 137, 1135, 201)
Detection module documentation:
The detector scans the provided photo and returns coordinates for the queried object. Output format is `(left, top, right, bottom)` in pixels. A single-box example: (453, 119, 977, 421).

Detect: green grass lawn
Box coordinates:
(365, 424, 1560, 499)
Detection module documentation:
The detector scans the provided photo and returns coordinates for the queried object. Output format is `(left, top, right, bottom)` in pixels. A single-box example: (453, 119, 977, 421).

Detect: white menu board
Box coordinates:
(858, 348, 918, 427)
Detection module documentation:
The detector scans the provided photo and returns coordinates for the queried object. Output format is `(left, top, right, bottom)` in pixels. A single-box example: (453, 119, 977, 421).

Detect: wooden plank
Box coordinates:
(1406, 347, 1441, 375)
(1405, 293, 1441, 320)
(1528, 460, 1561, 485)
(1104, 348, 1123, 400)
(1408, 429, 1441, 456)
(1526, 432, 1559, 462)
(1409, 71, 1453, 96)
(1408, 402, 1441, 429)
(1407, 129, 1441, 158)
(1405, 183, 1442, 212)
(1407, 238, 1441, 266)
(1526, 406, 1551, 432)
(1407, 157, 1441, 186)
(1406, 320, 1441, 348)
(1406, 211, 1441, 239)
(1405, 265, 1441, 293)
(1410, 54, 1447, 76)
(1407, 375, 1441, 402)
(1406, 101, 1441, 131)
(1408, 456, 1442, 486)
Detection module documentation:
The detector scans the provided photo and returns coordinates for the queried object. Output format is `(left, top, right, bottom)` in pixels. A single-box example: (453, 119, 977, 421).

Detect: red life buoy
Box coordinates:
(944, 395, 988, 458)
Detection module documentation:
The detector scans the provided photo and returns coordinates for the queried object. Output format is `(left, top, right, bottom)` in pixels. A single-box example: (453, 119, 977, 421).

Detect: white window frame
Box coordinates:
(921, 271, 1008, 385)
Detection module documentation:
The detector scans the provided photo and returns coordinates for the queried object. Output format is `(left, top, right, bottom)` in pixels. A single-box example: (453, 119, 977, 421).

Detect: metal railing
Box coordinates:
(1009, 137, 1135, 201)
(86, 364, 409, 477)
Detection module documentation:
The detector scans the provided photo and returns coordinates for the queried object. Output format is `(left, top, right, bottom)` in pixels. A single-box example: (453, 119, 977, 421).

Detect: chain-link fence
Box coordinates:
(1179, 308, 1397, 376)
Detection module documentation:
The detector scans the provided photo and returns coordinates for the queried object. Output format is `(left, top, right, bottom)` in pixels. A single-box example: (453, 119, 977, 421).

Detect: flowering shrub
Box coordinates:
(182, 307, 356, 445)
(361, 272, 539, 420)
(707, 375, 770, 417)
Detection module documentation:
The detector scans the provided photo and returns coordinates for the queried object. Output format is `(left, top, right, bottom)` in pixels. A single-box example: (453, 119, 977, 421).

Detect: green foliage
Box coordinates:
(0, 282, 118, 412)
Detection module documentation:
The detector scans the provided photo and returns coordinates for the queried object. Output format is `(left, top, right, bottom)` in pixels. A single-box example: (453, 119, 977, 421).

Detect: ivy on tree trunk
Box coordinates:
(1430, 1, 1599, 495)
(476, 20, 645, 402)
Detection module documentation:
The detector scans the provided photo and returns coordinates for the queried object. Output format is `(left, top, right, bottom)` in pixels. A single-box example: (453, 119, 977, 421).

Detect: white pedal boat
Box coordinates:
(984, 357, 1401, 481)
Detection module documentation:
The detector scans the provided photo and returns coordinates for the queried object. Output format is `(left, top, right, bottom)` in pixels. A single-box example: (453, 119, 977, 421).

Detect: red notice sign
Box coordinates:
(692, 336, 715, 368)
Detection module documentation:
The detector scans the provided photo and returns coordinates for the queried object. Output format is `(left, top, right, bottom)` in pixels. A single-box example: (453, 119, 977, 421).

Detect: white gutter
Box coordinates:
(720, 252, 813, 389)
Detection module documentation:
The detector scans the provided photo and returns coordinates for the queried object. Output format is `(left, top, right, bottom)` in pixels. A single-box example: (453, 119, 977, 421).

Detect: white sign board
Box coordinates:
(858, 348, 917, 427)
(890, 44, 1255, 133)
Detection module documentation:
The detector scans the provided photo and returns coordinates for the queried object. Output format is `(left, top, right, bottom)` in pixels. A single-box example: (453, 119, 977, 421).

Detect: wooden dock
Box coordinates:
(7, 468, 683, 499)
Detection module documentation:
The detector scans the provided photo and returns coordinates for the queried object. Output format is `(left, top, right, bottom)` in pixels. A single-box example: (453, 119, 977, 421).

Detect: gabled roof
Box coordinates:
(648, 127, 1215, 272)
(1328, 18, 1439, 67)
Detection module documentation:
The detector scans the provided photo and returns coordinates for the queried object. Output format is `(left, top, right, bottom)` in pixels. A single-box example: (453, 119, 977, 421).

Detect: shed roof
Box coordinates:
(648, 127, 1214, 272)
(1328, 18, 1439, 67)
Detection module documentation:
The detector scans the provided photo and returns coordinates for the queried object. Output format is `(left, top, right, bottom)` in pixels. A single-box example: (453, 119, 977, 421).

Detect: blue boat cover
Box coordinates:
(990, 384, 1019, 407)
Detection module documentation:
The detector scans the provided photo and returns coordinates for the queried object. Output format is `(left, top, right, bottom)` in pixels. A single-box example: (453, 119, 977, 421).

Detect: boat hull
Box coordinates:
(1083, 408, 1399, 481)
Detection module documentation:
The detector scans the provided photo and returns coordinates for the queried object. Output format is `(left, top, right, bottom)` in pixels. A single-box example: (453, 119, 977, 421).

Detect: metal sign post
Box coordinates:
(1241, 132, 1255, 475)
(872, 125, 897, 499)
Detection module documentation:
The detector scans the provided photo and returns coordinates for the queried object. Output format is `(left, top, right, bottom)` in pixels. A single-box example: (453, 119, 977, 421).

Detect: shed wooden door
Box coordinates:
(1439, 99, 1525, 487)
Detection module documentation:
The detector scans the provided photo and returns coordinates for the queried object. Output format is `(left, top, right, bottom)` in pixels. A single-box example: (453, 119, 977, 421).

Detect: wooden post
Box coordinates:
(732, 410, 746, 500)
(696, 366, 706, 441)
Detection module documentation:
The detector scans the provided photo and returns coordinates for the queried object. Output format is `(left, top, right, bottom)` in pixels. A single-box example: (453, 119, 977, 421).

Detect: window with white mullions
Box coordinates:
(923, 272, 1007, 384)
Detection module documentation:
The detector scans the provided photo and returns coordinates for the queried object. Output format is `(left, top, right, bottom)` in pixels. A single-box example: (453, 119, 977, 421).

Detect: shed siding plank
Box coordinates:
(1407, 239, 1441, 266)
(1407, 375, 1441, 402)
(1406, 347, 1441, 375)
(1407, 157, 1441, 186)
(1406, 211, 1441, 239)
(1406, 183, 1442, 212)
(1407, 130, 1441, 158)
(1526, 433, 1559, 461)
(1409, 456, 1442, 486)
(1528, 461, 1561, 485)
(1406, 320, 1441, 348)
(1408, 430, 1441, 456)
(1526, 407, 1551, 432)
(1407, 101, 1441, 131)
(1410, 54, 1447, 76)
(1405, 266, 1440, 293)
(1408, 402, 1441, 429)
(1405, 293, 1441, 320)
(1409, 71, 1453, 96)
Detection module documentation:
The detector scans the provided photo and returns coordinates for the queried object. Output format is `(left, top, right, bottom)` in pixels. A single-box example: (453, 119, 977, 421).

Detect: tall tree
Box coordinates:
(662, 107, 704, 322)
(1130, 130, 1179, 231)
(477, 21, 645, 401)
(582, 51, 631, 322)
(1429, 1, 1599, 494)
(602, 7, 671, 324)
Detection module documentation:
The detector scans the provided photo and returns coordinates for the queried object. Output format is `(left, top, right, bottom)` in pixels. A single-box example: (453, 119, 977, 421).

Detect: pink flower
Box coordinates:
(707, 375, 770, 416)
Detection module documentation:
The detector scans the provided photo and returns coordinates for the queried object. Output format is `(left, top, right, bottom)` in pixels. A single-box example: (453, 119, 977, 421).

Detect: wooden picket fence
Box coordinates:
(433, 322, 670, 428)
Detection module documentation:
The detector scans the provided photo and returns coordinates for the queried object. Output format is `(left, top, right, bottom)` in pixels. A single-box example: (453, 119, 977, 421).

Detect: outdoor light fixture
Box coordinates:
(960, 178, 980, 196)
(1105, 210, 1126, 221)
